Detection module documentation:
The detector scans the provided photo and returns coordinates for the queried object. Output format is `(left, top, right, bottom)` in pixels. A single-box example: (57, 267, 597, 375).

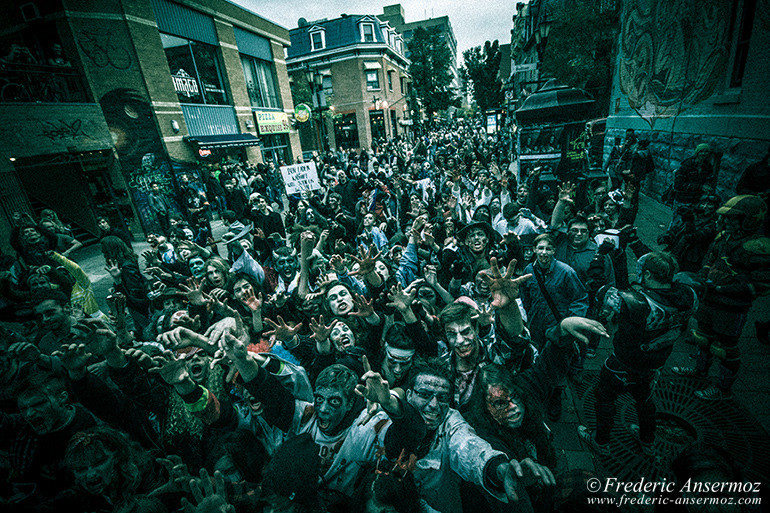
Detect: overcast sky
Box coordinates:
(232, 0, 515, 62)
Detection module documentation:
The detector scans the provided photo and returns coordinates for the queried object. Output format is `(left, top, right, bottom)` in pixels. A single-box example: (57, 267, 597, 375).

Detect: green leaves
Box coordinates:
(407, 27, 457, 117)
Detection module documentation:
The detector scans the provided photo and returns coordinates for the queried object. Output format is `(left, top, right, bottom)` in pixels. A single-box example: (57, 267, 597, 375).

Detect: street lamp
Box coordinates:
(305, 66, 328, 152)
(535, 15, 551, 62)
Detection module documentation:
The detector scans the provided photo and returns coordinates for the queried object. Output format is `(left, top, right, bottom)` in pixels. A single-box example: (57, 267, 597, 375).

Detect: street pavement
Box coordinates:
(67, 194, 770, 479)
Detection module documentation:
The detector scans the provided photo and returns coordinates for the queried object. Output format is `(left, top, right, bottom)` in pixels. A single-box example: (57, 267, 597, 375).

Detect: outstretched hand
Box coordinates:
(386, 282, 416, 312)
(350, 293, 375, 318)
(349, 244, 382, 277)
(263, 316, 303, 341)
(148, 351, 190, 386)
(496, 458, 556, 502)
(559, 317, 609, 344)
(309, 315, 337, 342)
(157, 327, 213, 354)
(557, 182, 576, 203)
(52, 343, 92, 378)
(481, 258, 532, 309)
(355, 356, 398, 414)
(181, 469, 234, 513)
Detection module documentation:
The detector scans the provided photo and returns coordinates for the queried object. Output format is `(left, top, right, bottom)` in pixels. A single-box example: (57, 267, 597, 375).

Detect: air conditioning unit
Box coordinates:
(20, 2, 41, 22)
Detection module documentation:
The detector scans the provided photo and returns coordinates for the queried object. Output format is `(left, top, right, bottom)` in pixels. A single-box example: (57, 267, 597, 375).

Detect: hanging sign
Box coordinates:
(254, 110, 291, 134)
(295, 104, 311, 123)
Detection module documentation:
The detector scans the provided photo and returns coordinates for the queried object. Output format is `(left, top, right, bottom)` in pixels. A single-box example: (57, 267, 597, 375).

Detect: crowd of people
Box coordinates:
(1, 124, 769, 513)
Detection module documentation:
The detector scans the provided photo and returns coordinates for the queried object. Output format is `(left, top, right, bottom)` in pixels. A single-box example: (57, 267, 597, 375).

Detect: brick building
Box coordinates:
(0, 0, 300, 245)
(286, 14, 411, 152)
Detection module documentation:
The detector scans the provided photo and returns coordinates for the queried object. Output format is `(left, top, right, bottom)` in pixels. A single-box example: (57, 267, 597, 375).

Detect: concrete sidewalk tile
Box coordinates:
(563, 450, 596, 472)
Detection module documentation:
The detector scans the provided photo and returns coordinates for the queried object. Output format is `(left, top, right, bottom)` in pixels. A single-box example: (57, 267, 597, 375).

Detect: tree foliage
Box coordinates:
(540, 0, 619, 116)
(462, 40, 504, 113)
(407, 26, 457, 118)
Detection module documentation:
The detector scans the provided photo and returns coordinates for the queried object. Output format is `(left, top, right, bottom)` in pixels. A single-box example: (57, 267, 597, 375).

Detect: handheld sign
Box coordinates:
(280, 161, 321, 194)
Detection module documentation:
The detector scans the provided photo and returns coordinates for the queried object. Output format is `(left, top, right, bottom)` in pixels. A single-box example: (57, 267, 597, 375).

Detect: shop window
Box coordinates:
(369, 109, 385, 142)
(162, 32, 228, 105)
(334, 112, 359, 149)
(261, 133, 290, 166)
(241, 55, 281, 109)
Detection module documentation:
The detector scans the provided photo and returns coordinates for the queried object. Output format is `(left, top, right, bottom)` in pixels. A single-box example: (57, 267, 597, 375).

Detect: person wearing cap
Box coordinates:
(671, 143, 716, 227)
(672, 195, 770, 400)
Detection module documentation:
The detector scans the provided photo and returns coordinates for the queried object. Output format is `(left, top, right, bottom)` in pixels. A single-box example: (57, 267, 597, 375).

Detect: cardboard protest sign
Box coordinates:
(280, 161, 321, 194)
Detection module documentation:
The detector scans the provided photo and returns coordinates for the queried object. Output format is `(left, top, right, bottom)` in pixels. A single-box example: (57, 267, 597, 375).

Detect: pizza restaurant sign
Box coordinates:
(254, 110, 290, 134)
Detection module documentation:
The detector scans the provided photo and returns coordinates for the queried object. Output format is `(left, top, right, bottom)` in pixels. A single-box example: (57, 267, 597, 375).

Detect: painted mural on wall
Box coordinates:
(618, 0, 732, 127)
(99, 88, 175, 233)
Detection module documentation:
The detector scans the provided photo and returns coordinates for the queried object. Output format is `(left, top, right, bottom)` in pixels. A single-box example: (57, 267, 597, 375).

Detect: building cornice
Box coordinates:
(287, 43, 409, 68)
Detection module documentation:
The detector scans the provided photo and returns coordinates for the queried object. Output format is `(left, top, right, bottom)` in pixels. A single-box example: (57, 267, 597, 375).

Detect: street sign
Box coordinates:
(254, 110, 291, 134)
(513, 63, 538, 73)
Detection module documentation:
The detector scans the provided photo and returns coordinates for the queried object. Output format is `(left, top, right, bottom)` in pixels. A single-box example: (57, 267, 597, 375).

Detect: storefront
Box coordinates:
(253, 109, 292, 165)
(369, 109, 385, 142)
(334, 112, 359, 149)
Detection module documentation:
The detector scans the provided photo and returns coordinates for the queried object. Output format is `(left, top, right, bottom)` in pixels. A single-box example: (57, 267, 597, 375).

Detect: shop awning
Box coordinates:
(186, 133, 261, 149)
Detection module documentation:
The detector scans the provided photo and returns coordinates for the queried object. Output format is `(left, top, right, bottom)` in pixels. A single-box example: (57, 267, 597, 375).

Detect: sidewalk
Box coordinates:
(552, 194, 770, 486)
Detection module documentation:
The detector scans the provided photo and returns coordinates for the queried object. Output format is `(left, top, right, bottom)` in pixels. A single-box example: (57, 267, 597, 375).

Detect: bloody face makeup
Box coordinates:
(485, 384, 525, 429)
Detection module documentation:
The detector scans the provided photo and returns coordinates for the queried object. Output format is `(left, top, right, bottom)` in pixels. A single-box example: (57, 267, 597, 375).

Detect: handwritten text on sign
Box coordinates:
(280, 161, 321, 194)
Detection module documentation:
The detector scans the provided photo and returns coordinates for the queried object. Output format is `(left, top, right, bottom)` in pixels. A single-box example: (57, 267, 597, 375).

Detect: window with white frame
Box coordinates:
(366, 70, 380, 90)
(361, 23, 375, 42)
(322, 75, 333, 96)
(310, 30, 325, 51)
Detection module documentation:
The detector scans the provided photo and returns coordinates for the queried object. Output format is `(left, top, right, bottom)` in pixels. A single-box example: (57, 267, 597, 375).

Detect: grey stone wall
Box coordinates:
(604, 128, 770, 202)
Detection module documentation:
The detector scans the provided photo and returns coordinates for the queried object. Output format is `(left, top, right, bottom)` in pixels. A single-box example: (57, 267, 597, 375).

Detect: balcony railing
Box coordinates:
(0, 62, 89, 103)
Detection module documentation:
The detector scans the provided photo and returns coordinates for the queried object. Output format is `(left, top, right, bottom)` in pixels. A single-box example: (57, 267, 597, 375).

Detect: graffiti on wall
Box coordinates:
(40, 119, 91, 141)
(127, 153, 174, 193)
(618, 0, 732, 127)
(76, 29, 132, 70)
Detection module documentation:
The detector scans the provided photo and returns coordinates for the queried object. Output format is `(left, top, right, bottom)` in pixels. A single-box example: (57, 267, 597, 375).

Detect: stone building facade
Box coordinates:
(604, 0, 770, 200)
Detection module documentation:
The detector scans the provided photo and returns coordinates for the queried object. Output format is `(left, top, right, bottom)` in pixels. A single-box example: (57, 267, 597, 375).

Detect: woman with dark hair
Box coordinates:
(63, 425, 169, 512)
(97, 216, 133, 248)
(101, 235, 150, 332)
(463, 364, 556, 512)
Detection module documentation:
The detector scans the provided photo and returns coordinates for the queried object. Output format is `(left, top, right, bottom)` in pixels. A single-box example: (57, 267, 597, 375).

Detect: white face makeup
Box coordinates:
(407, 374, 451, 430)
